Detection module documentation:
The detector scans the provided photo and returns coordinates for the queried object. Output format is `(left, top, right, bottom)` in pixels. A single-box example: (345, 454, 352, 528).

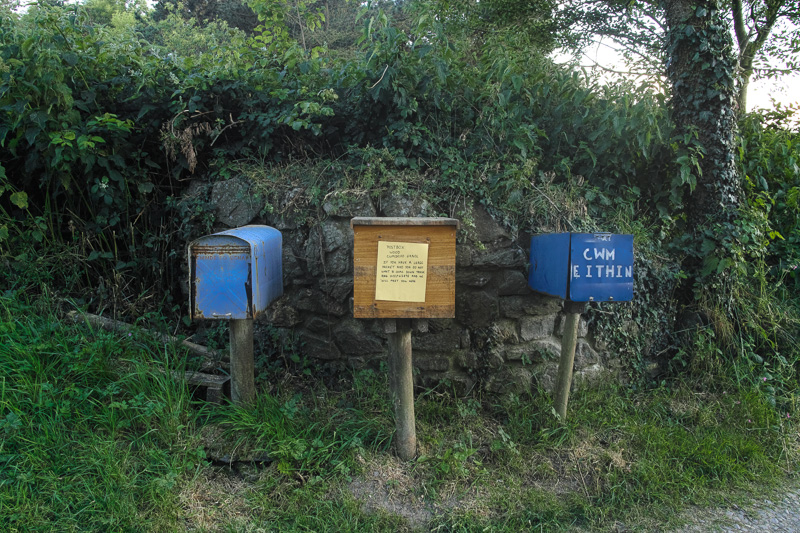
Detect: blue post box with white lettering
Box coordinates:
(189, 225, 283, 320)
(528, 232, 633, 420)
(188, 225, 282, 405)
(528, 233, 633, 302)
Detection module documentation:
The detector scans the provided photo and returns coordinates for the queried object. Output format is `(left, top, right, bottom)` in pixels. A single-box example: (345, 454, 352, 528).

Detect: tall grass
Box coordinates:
(0, 293, 797, 531)
(0, 295, 203, 531)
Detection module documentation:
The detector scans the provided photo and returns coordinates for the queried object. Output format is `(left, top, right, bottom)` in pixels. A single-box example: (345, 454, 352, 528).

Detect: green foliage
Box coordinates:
(81, 0, 148, 26)
(152, 0, 260, 34)
(0, 1, 335, 311)
(248, 0, 326, 53)
(739, 106, 800, 277)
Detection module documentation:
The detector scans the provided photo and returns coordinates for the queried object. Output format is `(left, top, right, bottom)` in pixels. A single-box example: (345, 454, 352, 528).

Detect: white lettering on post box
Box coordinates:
(573, 247, 632, 280)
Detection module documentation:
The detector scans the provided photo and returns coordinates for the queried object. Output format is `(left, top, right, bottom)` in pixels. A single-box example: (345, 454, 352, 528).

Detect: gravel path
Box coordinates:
(671, 486, 800, 532)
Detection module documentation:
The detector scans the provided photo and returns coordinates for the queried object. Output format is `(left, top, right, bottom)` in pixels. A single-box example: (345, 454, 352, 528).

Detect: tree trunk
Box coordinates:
(663, 0, 744, 321)
(664, 0, 742, 230)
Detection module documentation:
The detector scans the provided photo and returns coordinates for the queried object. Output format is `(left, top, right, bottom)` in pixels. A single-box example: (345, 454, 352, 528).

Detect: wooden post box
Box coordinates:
(351, 216, 459, 461)
(351, 217, 459, 319)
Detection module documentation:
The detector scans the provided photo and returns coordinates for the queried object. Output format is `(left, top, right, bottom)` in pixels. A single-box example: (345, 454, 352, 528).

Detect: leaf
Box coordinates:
(10, 192, 28, 209)
(0, 225, 8, 242)
(62, 52, 79, 66)
(700, 239, 716, 254)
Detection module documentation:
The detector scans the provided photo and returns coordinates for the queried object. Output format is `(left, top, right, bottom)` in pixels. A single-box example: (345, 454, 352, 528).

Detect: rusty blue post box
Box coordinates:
(529, 233, 633, 302)
(189, 225, 283, 320)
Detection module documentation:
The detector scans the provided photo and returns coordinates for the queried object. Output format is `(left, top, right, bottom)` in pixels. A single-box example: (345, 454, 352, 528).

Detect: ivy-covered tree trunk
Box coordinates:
(663, 0, 743, 307)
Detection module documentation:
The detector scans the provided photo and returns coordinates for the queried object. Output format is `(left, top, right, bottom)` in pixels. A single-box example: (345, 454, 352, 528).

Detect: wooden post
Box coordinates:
(554, 301, 586, 420)
(230, 318, 255, 405)
(387, 318, 416, 460)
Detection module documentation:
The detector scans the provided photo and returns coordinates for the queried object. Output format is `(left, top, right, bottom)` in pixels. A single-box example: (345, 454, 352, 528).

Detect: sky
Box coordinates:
(748, 75, 799, 112)
(559, 40, 799, 117)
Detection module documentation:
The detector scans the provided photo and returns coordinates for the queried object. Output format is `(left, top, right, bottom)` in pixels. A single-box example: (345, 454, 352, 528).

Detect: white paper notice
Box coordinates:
(375, 241, 429, 302)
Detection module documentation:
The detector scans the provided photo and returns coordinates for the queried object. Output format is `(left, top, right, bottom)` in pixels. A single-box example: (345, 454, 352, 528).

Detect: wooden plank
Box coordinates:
(353, 224, 457, 319)
(351, 217, 460, 228)
(67, 311, 228, 371)
(171, 371, 230, 404)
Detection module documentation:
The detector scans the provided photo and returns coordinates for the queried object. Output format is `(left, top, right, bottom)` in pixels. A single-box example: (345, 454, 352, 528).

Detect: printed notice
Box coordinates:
(375, 241, 429, 302)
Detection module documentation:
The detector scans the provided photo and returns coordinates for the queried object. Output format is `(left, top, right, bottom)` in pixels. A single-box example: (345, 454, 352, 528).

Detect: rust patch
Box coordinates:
(191, 245, 250, 256)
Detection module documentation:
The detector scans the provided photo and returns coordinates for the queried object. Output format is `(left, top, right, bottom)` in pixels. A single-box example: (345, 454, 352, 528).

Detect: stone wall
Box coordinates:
(202, 177, 610, 396)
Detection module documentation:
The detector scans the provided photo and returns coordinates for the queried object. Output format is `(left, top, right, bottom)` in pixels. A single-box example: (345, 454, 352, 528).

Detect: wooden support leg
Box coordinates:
(554, 302, 586, 420)
(387, 318, 416, 460)
(230, 319, 255, 406)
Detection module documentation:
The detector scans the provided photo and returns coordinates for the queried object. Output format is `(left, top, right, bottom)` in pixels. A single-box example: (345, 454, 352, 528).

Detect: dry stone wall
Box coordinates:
(203, 179, 611, 396)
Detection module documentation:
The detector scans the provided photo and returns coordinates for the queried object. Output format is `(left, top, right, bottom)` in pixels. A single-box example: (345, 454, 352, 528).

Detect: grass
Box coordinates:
(0, 292, 797, 532)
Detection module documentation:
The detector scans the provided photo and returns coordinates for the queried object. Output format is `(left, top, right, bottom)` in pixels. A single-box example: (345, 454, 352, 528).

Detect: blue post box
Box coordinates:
(529, 233, 633, 302)
(189, 225, 283, 320)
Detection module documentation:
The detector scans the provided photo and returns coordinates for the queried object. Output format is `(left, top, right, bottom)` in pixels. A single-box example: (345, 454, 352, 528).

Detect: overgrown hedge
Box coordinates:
(1, 1, 798, 385)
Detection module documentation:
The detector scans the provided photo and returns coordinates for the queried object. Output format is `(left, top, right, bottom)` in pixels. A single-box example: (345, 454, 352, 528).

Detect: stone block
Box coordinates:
(211, 176, 260, 228)
(574, 339, 600, 370)
(334, 319, 383, 355)
(498, 270, 530, 296)
(381, 193, 434, 217)
(292, 289, 346, 316)
(320, 219, 352, 253)
(456, 270, 493, 288)
(304, 316, 335, 333)
(531, 361, 559, 394)
(469, 203, 509, 245)
(319, 277, 353, 302)
(520, 314, 557, 341)
(472, 247, 526, 269)
(499, 295, 563, 318)
(281, 248, 304, 284)
(485, 366, 532, 395)
(456, 244, 473, 267)
(303, 237, 323, 277)
(490, 319, 520, 344)
(412, 329, 462, 352)
(266, 299, 301, 328)
(324, 248, 351, 276)
(456, 290, 499, 328)
(504, 338, 561, 363)
(556, 315, 589, 338)
(574, 364, 603, 387)
(412, 354, 451, 372)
